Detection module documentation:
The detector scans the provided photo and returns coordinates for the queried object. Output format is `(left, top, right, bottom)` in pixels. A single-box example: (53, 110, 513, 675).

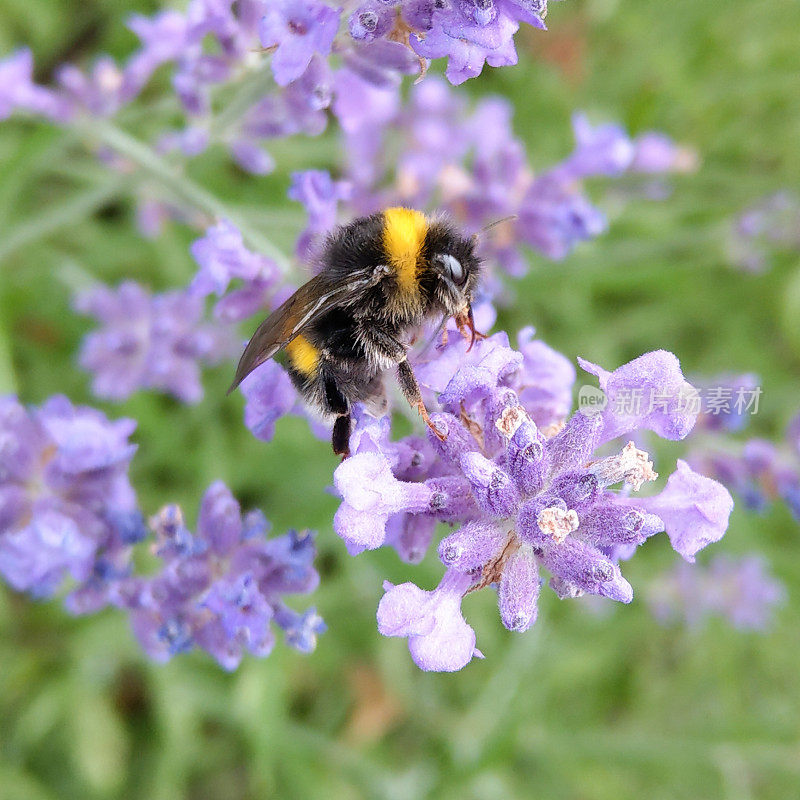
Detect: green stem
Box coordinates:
(0, 179, 126, 266)
(0, 276, 17, 394)
(83, 118, 292, 273)
(450, 622, 548, 766)
(209, 59, 275, 138)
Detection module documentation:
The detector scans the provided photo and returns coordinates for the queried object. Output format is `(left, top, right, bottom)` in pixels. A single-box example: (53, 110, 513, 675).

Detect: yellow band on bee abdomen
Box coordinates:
(286, 334, 320, 376)
(382, 207, 427, 295)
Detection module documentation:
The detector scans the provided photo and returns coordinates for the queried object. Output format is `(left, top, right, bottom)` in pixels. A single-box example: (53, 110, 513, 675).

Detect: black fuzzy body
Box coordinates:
(233, 208, 481, 454)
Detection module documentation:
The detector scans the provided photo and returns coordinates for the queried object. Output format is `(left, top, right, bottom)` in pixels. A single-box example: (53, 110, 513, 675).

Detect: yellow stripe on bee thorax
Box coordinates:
(285, 334, 320, 376)
(382, 207, 427, 295)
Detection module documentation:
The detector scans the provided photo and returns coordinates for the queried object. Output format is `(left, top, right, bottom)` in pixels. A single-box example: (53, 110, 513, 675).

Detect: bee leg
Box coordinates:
(323, 373, 349, 414)
(396, 360, 447, 441)
(332, 414, 352, 458)
(322, 372, 351, 456)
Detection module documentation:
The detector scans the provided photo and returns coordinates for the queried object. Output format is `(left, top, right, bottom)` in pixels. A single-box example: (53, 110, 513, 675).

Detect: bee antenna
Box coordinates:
(471, 215, 518, 243)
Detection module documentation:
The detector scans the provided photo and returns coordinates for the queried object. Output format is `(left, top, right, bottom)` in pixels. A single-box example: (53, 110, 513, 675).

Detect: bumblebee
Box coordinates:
(228, 207, 482, 456)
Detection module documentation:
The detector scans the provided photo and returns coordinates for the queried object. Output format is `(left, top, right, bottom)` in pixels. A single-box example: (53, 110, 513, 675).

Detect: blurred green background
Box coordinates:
(1, 0, 799, 798)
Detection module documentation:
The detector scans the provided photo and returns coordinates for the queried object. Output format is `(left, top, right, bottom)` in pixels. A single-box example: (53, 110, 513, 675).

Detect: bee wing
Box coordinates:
(227, 275, 352, 394)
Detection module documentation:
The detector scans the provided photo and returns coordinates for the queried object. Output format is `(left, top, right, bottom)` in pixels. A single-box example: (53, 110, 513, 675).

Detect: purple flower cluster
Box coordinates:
(189, 219, 284, 322)
(0, 395, 141, 598)
(187, 219, 328, 441)
(75, 281, 237, 403)
(0, 395, 324, 669)
(691, 415, 800, 523)
(331, 337, 733, 670)
(260, 0, 557, 87)
(2, 1, 693, 296)
(728, 191, 800, 273)
(1, 0, 765, 680)
(119, 482, 324, 670)
(648, 554, 785, 631)
(0, 0, 562, 190)
(292, 83, 696, 295)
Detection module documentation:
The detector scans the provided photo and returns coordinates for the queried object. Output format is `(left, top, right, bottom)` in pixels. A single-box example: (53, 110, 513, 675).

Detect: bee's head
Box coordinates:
(425, 223, 481, 317)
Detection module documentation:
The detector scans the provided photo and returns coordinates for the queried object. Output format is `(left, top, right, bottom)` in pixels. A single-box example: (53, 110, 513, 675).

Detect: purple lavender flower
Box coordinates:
(0, 49, 73, 122)
(75, 281, 236, 403)
(289, 170, 353, 261)
(228, 139, 276, 176)
(238, 54, 333, 145)
(334, 452, 439, 553)
(330, 77, 686, 284)
(124, 11, 194, 99)
(689, 414, 800, 523)
(240, 361, 298, 442)
(0, 395, 140, 598)
(517, 174, 607, 260)
(559, 113, 635, 179)
(512, 326, 575, 429)
(333, 338, 731, 670)
(190, 219, 281, 309)
(578, 350, 699, 443)
(122, 482, 323, 670)
(55, 57, 127, 117)
(377, 569, 481, 672)
(259, 0, 342, 87)
(411, 21, 519, 85)
(630, 131, 699, 174)
(332, 42, 417, 149)
(630, 459, 733, 562)
(648, 554, 785, 631)
(405, 0, 550, 86)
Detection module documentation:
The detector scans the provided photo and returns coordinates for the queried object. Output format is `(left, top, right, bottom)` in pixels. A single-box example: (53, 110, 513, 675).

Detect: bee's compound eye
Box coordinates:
(435, 253, 466, 285)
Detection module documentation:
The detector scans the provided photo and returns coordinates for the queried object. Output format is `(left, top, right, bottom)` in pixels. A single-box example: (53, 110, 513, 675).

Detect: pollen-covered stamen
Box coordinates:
(536, 505, 579, 544)
(588, 441, 658, 491)
(495, 404, 529, 438)
(358, 10, 378, 32)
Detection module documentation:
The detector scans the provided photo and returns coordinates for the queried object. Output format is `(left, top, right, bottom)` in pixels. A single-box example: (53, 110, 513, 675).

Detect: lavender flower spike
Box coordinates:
(75, 281, 236, 403)
(190, 219, 280, 299)
(338, 338, 733, 671)
(0, 49, 73, 122)
(0, 395, 138, 598)
(124, 482, 323, 670)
